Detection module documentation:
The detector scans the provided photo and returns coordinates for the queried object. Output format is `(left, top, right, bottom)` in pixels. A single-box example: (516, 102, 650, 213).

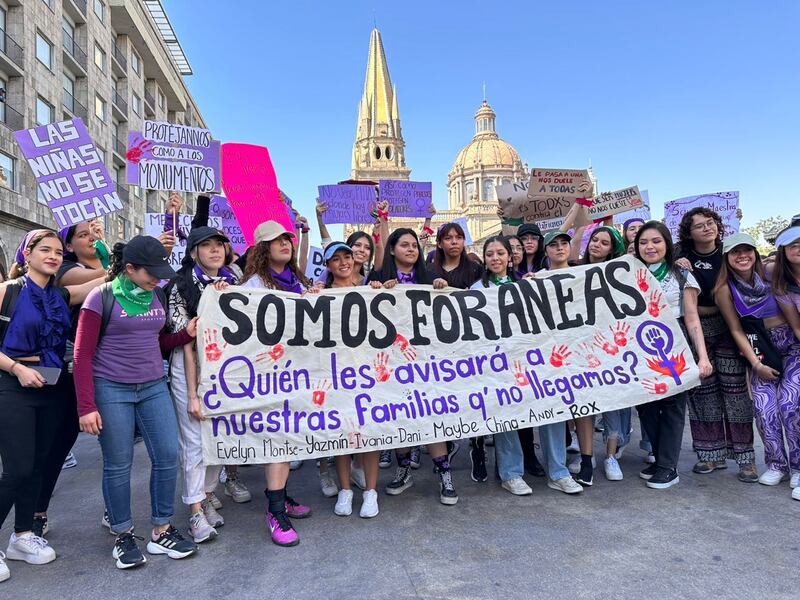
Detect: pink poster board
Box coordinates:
(220, 143, 293, 244)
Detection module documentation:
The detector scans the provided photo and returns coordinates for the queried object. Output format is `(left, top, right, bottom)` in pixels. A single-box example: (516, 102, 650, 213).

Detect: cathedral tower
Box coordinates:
(351, 29, 411, 181)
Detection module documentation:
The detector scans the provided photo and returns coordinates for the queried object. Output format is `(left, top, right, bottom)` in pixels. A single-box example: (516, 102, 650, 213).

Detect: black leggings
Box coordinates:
(0, 371, 69, 533)
(36, 371, 79, 513)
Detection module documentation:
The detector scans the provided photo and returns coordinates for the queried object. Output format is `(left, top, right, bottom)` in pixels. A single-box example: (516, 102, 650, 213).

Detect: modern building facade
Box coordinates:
(0, 0, 207, 270)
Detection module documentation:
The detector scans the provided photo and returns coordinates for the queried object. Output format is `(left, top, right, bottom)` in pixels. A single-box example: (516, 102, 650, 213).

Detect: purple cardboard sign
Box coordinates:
(209, 195, 248, 255)
(318, 184, 375, 224)
(127, 121, 221, 193)
(14, 118, 122, 229)
(378, 180, 432, 218)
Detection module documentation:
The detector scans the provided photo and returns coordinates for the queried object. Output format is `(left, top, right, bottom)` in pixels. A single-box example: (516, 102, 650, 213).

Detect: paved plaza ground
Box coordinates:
(1, 418, 798, 600)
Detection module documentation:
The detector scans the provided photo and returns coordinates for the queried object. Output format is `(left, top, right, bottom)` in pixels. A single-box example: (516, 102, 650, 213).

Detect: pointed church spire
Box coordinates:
(351, 29, 410, 181)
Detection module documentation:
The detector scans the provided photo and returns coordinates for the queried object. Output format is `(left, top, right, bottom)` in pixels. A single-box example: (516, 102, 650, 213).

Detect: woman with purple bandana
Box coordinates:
(715, 232, 800, 496)
(240, 221, 319, 547)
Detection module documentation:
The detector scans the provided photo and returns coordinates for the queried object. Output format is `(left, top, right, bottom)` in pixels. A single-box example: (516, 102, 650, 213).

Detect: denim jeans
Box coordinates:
(602, 408, 632, 450)
(494, 431, 524, 481)
(95, 376, 179, 534)
(538, 421, 569, 481)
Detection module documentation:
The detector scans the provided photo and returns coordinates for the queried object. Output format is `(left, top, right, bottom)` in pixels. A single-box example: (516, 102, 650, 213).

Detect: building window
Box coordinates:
(0, 75, 7, 123)
(158, 90, 165, 110)
(131, 50, 141, 75)
(36, 97, 54, 126)
(36, 32, 53, 69)
(0, 152, 14, 191)
(94, 43, 106, 72)
(42, 0, 54, 10)
(95, 94, 106, 122)
(482, 179, 494, 202)
(63, 72, 75, 110)
(131, 93, 141, 115)
(93, 0, 104, 21)
(465, 180, 475, 200)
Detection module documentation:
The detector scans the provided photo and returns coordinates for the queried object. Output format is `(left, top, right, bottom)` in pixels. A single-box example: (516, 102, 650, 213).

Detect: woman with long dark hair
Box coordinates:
(368, 228, 457, 505)
(516, 224, 545, 275)
(429, 222, 482, 289)
(634, 222, 712, 489)
(675, 208, 756, 481)
(714, 232, 800, 494)
(0, 229, 101, 579)
(240, 221, 318, 546)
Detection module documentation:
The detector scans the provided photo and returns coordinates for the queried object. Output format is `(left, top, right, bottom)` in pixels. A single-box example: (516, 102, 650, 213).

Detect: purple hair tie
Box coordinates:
(14, 229, 51, 266)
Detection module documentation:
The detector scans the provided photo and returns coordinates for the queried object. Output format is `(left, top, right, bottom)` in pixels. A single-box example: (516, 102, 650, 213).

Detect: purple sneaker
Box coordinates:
(285, 496, 312, 519)
(266, 511, 299, 547)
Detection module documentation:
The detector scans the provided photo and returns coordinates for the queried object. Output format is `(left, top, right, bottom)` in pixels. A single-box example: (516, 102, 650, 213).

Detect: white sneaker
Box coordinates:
(758, 467, 788, 486)
(501, 477, 533, 496)
(319, 471, 339, 498)
(350, 465, 367, 490)
(790, 472, 800, 489)
(201, 498, 224, 528)
(6, 533, 56, 564)
(188, 511, 218, 544)
(224, 477, 252, 503)
(206, 491, 223, 509)
(793, 486, 800, 501)
(547, 476, 583, 494)
(568, 455, 596, 474)
(0, 551, 8, 583)
(334, 489, 354, 516)
(360, 489, 379, 518)
(604, 457, 623, 481)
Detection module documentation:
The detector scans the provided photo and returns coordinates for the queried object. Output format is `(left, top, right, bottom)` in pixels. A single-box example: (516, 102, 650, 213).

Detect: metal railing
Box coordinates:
(112, 89, 128, 115)
(69, 0, 88, 15)
(112, 135, 126, 157)
(63, 89, 88, 119)
(0, 103, 24, 131)
(144, 89, 155, 110)
(62, 31, 88, 71)
(0, 28, 25, 70)
(112, 42, 127, 71)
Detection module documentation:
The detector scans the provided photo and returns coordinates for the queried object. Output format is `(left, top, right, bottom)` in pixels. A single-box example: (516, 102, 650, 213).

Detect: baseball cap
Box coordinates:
(187, 226, 229, 253)
(517, 223, 543, 239)
(254, 221, 294, 244)
(323, 241, 353, 264)
(775, 226, 800, 248)
(543, 231, 572, 246)
(722, 232, 757, 254)
(123, 235, 176, 280)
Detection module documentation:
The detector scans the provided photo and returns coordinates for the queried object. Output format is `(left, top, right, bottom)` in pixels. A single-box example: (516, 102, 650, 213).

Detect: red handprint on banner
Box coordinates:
(126, 137, 154, 165)
(642, 378, 668, 395)
(648, 290, 667, 318)
(635, 269, 650, 293)
(311, 379, 332, 406)
(255, 344, 285, 364)
(392, 334, 417, 361)
(593, 332, 620, 356)
(203, 329, 227, 362)
(513, 360, 529, 386)
(373, 352, 392, 383)
(611, 322, 631, 347)
(577, 342, 602, 368)
(549, 345, 572, 368)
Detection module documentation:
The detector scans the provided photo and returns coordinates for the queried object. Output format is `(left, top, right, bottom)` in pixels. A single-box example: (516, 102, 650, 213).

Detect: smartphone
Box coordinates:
(29, 366, 62, 386)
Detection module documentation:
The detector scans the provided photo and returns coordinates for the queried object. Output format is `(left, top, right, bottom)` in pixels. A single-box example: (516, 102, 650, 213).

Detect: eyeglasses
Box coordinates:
(691, 220, 717, 232)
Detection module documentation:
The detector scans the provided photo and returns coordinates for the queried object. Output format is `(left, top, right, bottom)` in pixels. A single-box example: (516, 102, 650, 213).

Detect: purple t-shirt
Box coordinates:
(82, 286, 167, 383)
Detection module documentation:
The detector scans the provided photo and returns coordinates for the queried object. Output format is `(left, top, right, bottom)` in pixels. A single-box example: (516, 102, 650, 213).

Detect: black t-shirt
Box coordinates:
(684, 246, 722, 307)
(432, 260, 483, 290)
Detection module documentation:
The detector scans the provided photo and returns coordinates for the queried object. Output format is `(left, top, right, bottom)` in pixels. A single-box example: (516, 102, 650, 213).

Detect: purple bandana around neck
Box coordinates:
(271, 267, 303, 294)
(193, 264, 236, 286)
(396, 270, 416, 285)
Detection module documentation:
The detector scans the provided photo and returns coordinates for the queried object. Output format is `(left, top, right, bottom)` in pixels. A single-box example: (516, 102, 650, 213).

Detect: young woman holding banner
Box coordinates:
(429, 222, 482, 289)
(532, 231, 584, 495)
(675, 208, 757, 482)
(368, 228, 459, 505)
(470, 236, 532, 496)
(240, 221, 319, 546)
(320, 241, 381, 518)
(576, 225, 631, 483)
(0, 229, 102, 579)
(165, 227, 236, 543)
(74, 237, 199, 569)
(633, 222, 712, 489)
(714, 232, 800, 494)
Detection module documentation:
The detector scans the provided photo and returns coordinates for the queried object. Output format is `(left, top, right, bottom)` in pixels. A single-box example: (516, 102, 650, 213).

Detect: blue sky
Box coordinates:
(165, 0, 799, 241)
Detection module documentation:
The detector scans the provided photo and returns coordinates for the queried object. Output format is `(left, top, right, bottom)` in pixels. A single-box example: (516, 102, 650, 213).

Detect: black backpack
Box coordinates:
(96, 281, 167, 340)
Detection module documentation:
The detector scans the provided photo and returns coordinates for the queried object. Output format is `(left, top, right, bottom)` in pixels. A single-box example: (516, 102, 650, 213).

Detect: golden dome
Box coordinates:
(449, 101, 522, 173)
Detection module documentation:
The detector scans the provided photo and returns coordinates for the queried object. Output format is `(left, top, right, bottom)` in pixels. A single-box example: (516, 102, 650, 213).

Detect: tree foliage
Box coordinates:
(742, 216, 789, 256)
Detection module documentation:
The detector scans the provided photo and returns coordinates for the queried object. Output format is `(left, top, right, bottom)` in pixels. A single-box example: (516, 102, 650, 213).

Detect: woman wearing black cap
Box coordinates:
(74, 236, 199, 569)
(515, 223, 545, 276)
(165, 227, 237, 544)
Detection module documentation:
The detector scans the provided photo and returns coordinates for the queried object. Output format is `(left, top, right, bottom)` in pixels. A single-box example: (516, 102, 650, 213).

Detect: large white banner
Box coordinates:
(197, 256, 700, 465)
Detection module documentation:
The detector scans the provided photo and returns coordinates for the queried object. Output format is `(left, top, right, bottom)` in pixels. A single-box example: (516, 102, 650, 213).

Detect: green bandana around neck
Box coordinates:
(648, 261, 670, 282)
(490, 273, 513, 286)
(112, 275, 154, 317)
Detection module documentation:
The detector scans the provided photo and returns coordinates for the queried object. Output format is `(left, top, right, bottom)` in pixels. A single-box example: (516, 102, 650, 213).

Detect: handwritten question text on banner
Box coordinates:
(197, 256, 700, 464)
